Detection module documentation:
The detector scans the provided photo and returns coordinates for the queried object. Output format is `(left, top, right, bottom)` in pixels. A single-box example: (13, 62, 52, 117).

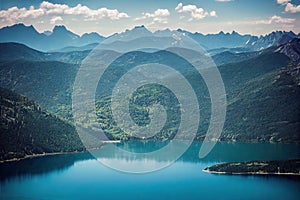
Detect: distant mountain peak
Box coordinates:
(121, 25, 151, 36)
(51, 25, 79, 40)
(80, 32, 104, 44)
(153, 28, 175, 37)
(130, 25, 151, 32)
(245, 30, 299, 51)
(155, 28, 171, 32)
(134, 25, 146, 29)
(12, 23, 29, 27)
(7, 23, 35, 31)
(231, 30, 239, 35)
(0, 23, 299, 52)
(52, 25, 68, 32)
(176, 29, 191, 35)
(82, 32, 99, 36)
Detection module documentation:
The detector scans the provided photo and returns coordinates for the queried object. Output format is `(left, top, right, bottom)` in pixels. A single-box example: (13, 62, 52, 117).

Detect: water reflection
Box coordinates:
(0, 142, 299, 181)
(0, 152, 94, 182)
(101, 141, 300, 163)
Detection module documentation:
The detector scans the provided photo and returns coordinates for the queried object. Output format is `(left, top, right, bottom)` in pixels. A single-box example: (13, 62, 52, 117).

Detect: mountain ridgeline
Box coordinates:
(0, 24, 105, 52)
(0, 23, 299, 52)
(0, 25, 299, 161)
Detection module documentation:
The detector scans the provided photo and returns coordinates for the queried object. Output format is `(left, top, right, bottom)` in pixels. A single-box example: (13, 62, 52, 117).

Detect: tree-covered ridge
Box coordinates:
(0, 87, 85, 161)
(92, 54, 300, 143)
(204, 159, 300, 175)
(0, 40, 299, 145)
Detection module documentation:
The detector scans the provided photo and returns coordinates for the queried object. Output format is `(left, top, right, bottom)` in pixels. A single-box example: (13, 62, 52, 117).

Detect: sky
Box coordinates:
(0, 0, 299, 36)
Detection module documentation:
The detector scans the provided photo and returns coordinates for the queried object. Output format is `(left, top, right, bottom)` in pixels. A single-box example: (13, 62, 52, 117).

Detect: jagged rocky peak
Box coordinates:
(276, 38, 300, 63)
(245, 31, 299, 51)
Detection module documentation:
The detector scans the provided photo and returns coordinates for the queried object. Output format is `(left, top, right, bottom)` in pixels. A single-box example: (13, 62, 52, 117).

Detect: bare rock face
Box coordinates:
(275, 38, 300, 64)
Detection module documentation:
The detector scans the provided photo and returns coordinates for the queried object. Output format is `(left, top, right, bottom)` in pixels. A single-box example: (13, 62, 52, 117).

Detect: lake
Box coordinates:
(1, 142, 300, 200)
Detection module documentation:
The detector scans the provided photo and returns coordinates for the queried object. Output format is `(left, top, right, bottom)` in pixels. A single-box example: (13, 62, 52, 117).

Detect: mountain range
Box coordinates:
(0, 23, 299, 52)
(0, 24, 299, 161)
(0, 24, 105, 52)
(0, 37, 299, 144)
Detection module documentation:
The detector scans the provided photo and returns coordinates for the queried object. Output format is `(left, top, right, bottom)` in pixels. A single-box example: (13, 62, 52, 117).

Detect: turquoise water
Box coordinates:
(1, 142, 299, 200)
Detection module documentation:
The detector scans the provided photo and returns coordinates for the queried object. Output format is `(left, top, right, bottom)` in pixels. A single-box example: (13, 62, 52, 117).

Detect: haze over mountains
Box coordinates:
(0, 23, 299, 161)
(0, 24, 105, 52)
(0, 23, 299, 52)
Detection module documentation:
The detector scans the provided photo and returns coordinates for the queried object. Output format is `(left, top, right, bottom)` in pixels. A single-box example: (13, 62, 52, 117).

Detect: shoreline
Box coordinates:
(1, 141, 299, 164)
(203, 159, 300, 176)
(0, 140, 122, 164)
(0, 150, 87, 164)
(203, 169, 300, 176)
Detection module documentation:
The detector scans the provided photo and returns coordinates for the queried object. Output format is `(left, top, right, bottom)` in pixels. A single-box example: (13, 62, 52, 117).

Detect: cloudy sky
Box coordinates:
(0, 0, 299, 36)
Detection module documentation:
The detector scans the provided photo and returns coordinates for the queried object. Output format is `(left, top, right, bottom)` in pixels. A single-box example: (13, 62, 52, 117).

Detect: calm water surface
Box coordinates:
(0, 142, 299, 200)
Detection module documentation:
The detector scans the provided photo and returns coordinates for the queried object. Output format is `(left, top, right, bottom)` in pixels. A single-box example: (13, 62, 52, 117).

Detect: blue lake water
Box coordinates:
(0, 142, 299, 200)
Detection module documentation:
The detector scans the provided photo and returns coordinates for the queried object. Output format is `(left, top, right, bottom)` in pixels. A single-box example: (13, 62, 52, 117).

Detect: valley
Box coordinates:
(1, 1, 300, 199)
(0, 24, 299, 162)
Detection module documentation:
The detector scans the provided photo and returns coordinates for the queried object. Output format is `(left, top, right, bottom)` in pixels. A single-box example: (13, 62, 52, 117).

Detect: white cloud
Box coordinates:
(135, 9, 170, 24)
(269, 15, 295, 23)
(40, 2, 69, 15)
(0, 1, 129, 27)
(210, 11, 217, 17)
(215, 0, 234, 2)
(277, 0, 291, 5)
(253, 15, 295, 24)
(175, 3, 216, 20)
(277, 0, 300, 13)
(285, 3, 300, 13)
(39, 1, 129, 20)
(50, 16, 63, 24)
(143, 9, 170, 18)
(0, 6, 44, 24)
